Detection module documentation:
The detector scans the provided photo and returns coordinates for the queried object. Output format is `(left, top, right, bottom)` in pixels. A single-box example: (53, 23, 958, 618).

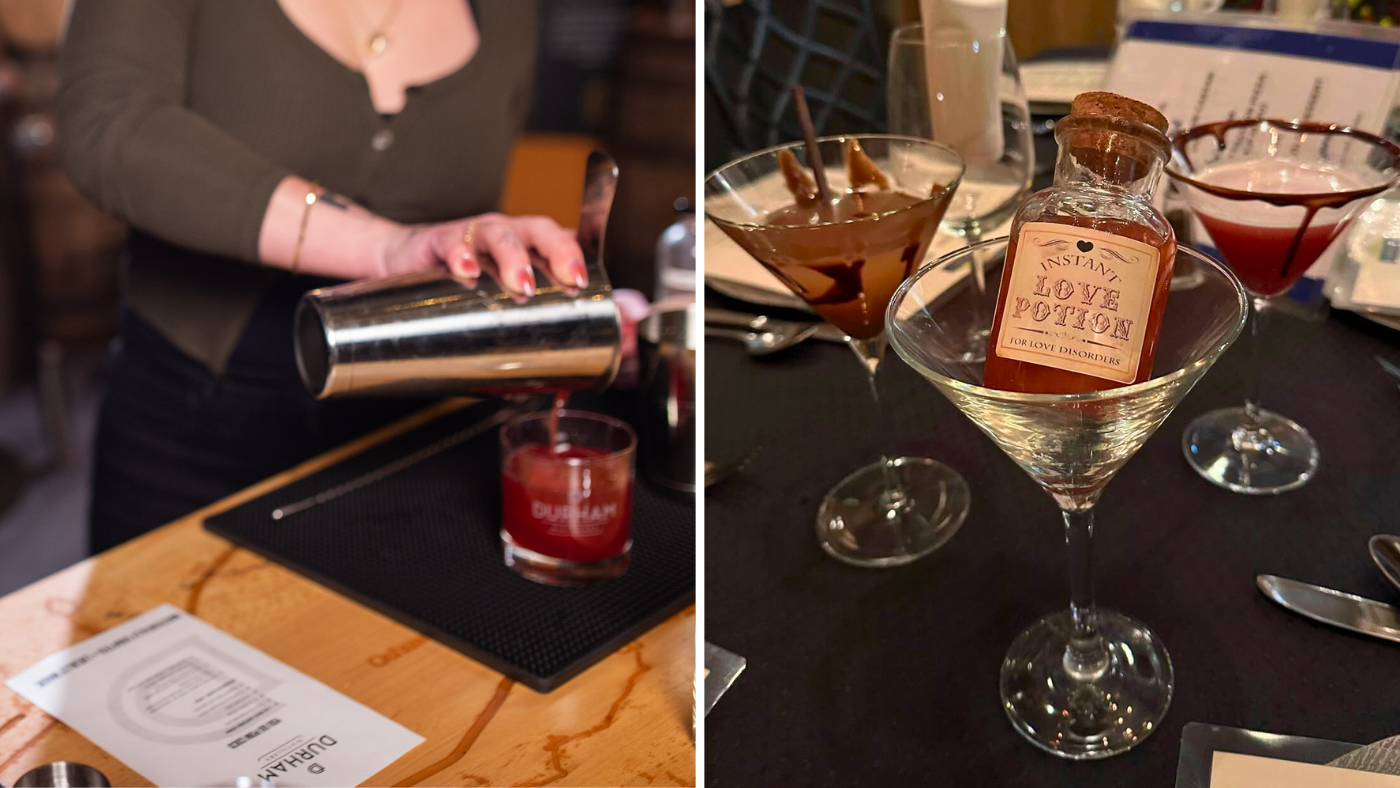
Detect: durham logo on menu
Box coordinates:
(994, 223, 1161, 384)
(257, 734, 338, 781)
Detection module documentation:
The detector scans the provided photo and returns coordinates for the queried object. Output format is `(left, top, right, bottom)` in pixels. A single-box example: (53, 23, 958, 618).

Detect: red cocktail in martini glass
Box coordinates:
(1167, 119, 1400, 494)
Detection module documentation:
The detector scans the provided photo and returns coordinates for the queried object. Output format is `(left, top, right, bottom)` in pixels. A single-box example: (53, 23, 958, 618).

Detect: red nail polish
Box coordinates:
(571, 260, 588, 289)
(518, 269, 536, 297)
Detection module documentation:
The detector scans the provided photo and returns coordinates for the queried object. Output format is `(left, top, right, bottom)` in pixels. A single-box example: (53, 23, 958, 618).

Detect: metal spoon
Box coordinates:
(1378, 356, 1400, 388)
(706, 308, 847, 343)
(704, 324, 818, 356)
(1369, 534, 1400, 593)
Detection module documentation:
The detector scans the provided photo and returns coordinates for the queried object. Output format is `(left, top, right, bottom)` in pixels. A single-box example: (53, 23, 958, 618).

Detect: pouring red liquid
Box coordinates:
(546, 391, 569, 451)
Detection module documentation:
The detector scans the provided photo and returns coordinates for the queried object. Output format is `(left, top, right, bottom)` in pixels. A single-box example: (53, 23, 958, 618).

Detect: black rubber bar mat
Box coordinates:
(205, 393, 695, 692)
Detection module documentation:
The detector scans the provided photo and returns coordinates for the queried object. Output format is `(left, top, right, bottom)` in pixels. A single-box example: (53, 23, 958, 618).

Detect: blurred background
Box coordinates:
(0, 0, 695, 595)
(704, 0, 1386, 170)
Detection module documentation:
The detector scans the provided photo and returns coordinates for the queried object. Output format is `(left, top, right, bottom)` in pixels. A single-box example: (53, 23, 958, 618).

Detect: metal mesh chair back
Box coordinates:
(705, 0, 889, 167)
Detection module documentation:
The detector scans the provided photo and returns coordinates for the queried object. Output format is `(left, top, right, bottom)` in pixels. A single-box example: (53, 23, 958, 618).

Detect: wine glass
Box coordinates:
(1166, 120, 1400, 494)
(887, 21, 1034, 360)
(706, 135, 971, 568)
(888, 238, 1248, 759)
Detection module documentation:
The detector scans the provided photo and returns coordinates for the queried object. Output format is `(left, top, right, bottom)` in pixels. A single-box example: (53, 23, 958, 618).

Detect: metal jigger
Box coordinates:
(13, 762, 111, 788)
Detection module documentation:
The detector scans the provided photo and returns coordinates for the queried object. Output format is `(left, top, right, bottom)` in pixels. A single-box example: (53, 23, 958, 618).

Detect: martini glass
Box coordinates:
(888, 238, 1247, 759)
(706, 135, 969, 568)
(1166, 120, 1400, 494)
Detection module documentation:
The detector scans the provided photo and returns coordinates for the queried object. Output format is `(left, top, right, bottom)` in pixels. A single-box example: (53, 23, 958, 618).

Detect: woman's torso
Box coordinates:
(128, 0, 538, 372)
(275, 0, 481, 116)
(188, 0, 532, 220)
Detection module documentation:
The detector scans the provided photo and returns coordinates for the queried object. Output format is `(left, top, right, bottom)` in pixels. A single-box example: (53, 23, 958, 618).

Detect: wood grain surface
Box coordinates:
(0, 400, 696, 787)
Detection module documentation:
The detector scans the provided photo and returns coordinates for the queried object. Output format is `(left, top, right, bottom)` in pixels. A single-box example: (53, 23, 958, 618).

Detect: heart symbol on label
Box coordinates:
(1077, 240, 1094, 253)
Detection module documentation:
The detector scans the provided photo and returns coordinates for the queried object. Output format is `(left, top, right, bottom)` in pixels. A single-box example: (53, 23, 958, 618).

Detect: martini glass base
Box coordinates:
(816, 457, 970, 568)
(1000, 609, 1174, 760)
(1182, 406, 1318, 494)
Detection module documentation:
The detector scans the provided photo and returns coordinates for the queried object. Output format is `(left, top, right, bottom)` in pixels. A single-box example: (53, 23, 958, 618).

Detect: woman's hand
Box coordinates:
(257, 179, 587, 293)
(381, 213, 588, 296)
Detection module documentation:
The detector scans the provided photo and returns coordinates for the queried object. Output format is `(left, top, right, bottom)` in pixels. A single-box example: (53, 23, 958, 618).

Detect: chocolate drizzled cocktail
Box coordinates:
(1167, 120, 1400, 494)
(718, 140, 954, 345)
(706, 135, 970, 567)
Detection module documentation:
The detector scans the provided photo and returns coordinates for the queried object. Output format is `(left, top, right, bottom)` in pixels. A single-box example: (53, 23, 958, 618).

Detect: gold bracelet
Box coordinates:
(292, 182, 321, 275)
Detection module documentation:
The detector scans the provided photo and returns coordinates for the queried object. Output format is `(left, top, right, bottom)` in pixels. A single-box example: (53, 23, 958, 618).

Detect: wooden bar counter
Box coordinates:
(0, 401, 696, 787)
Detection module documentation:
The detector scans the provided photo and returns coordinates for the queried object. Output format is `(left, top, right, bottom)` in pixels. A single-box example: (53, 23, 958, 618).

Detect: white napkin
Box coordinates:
(919, 0, 1008, 166)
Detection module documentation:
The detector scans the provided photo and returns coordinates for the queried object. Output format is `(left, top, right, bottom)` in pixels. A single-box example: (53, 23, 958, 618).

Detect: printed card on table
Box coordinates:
(1212, 752, 1400, 787)
(1106, 15, 1400, 308)
(1107, 17, 1400, 135)
(5, 604, 424, 787)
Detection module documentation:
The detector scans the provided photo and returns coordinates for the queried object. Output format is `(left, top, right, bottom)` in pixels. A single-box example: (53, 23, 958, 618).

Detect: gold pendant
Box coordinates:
(367, 32, 389, 57)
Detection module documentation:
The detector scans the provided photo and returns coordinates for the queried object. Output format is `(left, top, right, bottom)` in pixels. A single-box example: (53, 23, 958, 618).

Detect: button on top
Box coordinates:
(371, 129, 395, 152)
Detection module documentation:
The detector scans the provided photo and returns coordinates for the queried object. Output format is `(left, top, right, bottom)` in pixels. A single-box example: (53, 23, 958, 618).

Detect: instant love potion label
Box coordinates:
(995, 222, 1161, 384)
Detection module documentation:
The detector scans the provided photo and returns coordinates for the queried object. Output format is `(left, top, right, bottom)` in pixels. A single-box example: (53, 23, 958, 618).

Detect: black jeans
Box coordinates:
(89, 311, 421, 553)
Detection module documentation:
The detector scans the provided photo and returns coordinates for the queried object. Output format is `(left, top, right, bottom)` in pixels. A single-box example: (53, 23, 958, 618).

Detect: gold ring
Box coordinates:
(462, 221, 478, 249)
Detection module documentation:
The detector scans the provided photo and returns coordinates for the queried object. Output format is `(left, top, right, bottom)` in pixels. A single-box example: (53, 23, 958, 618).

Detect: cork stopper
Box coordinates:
(1070, 91, 1168, 133)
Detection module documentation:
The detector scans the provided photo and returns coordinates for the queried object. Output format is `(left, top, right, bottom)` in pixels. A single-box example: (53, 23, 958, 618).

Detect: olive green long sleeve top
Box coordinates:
(58, 0, 537, 373)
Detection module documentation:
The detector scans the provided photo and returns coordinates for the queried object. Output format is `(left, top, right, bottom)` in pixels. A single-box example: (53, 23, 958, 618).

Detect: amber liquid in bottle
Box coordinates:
(984, 112, 1177, 394)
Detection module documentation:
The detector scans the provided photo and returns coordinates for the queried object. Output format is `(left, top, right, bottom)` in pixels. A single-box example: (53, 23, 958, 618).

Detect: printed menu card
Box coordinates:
(5, 604, 424, 787)
(1213, 752, 1400, 787)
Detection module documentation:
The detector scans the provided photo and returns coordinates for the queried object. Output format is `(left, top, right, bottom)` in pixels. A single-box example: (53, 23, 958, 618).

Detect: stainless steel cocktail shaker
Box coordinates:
(294, 269, 622, 399)
(294, 151, 623, 399)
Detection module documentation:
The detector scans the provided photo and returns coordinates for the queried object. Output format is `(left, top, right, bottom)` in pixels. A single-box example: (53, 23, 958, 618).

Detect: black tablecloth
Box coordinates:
(704, 308, 1400, 785)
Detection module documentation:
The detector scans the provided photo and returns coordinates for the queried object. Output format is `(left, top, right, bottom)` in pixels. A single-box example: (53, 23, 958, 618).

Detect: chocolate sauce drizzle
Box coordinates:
(806, 259, 867, 305)
(899, 241, 920, 278)
(1168, 119, 1400, 281)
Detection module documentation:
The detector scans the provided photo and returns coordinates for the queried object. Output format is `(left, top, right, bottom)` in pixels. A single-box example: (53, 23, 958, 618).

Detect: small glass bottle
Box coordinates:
(983, 92, 1177, 394)
(654, 201, 696, 303)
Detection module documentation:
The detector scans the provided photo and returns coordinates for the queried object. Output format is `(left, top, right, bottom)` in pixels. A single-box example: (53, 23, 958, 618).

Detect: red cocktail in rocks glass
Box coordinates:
(500, 409, 635, 586)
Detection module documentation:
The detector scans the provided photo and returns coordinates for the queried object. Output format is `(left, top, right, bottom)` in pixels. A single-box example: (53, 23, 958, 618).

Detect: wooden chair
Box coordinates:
(499, 133, 600, 228)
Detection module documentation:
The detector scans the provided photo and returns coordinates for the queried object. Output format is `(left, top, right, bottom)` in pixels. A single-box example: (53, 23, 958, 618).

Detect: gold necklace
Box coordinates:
(352, 0, 406, 58)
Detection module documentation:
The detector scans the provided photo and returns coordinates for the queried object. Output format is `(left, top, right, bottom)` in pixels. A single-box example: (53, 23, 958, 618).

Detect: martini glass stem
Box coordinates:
(964, 222, 991, 347)
(1062, 506, 1109, 678)
(864, 366, 908, 513)
(845, 333, 903, 507)
(1242, 296, 1271, 424)
(967, 222, 986, 296)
